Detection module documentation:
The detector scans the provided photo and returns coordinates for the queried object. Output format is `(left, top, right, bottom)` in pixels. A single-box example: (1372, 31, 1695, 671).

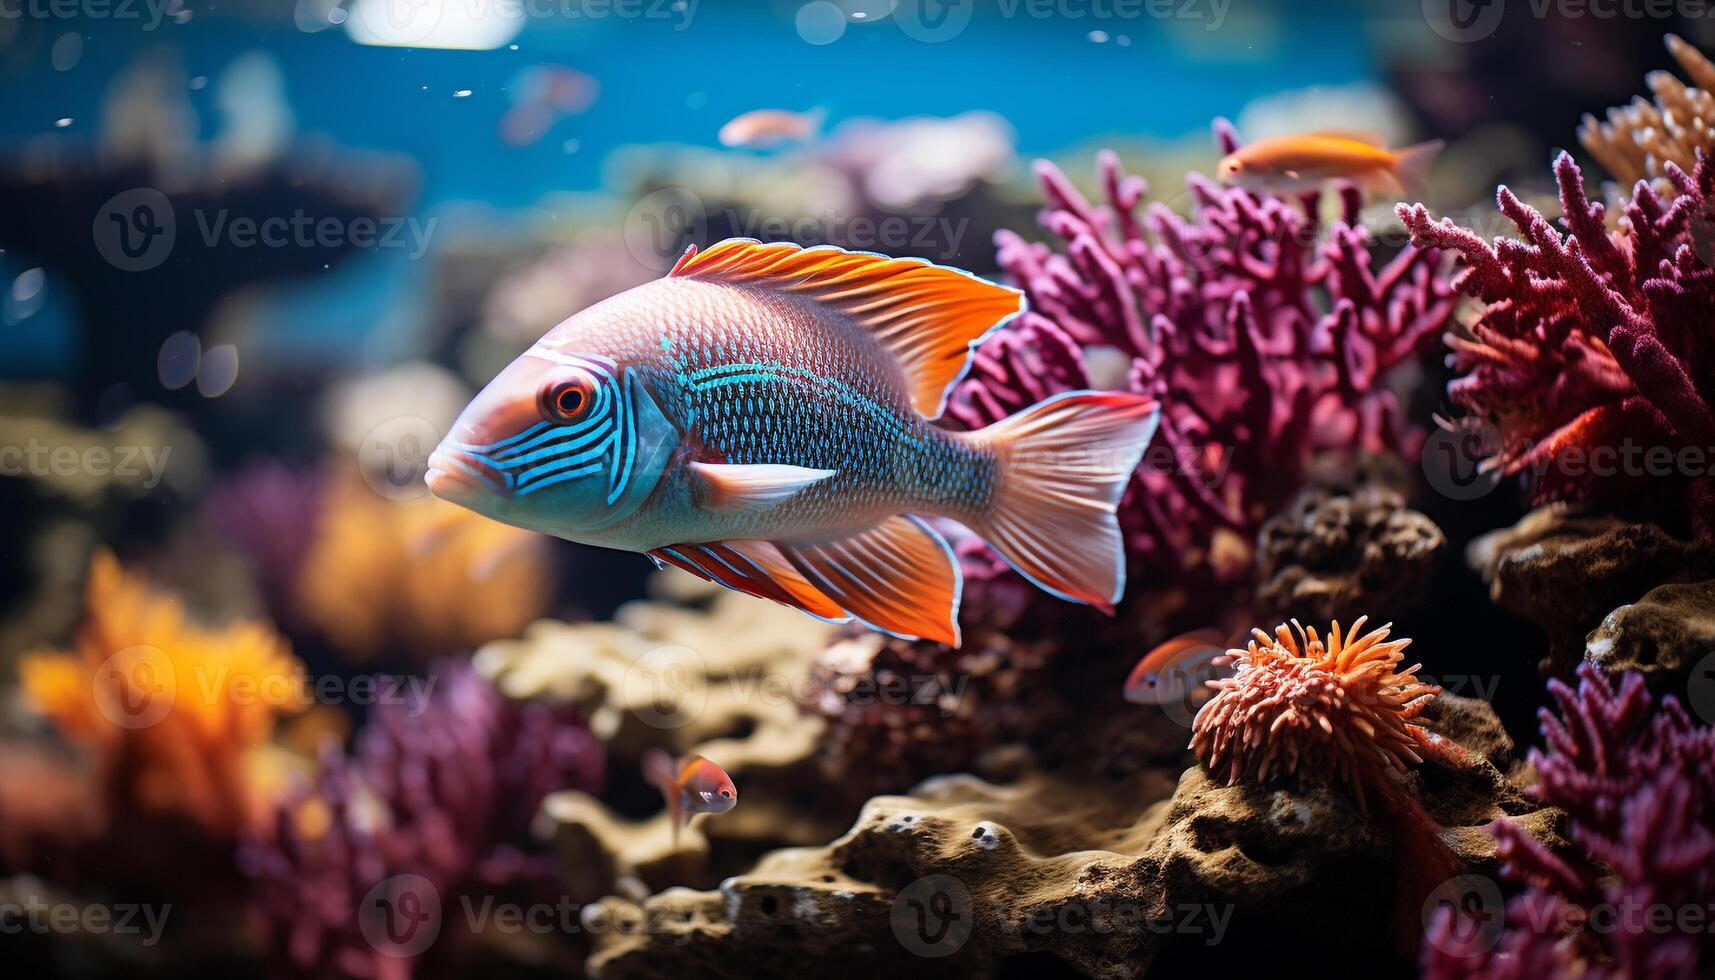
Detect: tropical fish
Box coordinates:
(1215, 131, 1443, 199)
(425, 238, 1161, 646)
(718, 108, 823, 148)
(643, 749, 736, 846)
(1124, 628, 1231, 705)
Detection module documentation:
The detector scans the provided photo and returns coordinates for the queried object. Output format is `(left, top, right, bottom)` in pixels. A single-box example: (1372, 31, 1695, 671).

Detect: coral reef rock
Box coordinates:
(1584, 579, 1715, 692)
(1469, 507, 1715, 670)
(582, 692, 1546, 978)
(481, 572, 852, 894)
(1255, 481, 1444, 624)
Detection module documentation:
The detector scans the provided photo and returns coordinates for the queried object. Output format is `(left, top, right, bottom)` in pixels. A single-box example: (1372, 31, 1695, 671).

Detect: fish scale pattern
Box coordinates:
(540, 276, 996, 544)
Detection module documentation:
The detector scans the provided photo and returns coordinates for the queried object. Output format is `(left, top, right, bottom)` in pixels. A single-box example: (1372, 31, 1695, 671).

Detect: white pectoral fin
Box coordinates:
(690, 462, 836, 511)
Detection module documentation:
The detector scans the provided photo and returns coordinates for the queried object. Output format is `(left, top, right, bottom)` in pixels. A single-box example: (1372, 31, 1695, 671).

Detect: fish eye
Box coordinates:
(541, 373, 597, 423)
(719, 789, 732, 798)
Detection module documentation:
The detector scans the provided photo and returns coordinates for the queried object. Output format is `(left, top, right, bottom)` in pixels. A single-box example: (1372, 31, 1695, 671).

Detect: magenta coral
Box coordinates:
(952, 121, 1457, 600)
(241, 662, 604, 978)
(1398, 153, 1715, 537)
(1421, 664, 1715, 979)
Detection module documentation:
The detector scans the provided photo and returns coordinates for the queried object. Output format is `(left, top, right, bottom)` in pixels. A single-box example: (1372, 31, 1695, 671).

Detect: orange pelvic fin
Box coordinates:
(648, 540, 848, 622)
(689, 461, 836, 511)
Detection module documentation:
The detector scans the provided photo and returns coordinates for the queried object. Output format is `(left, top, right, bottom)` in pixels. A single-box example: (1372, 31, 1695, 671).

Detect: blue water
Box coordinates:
(0, 1, 1378, 373)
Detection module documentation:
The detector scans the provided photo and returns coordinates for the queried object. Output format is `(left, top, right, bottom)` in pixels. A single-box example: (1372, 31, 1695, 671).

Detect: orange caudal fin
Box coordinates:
(965, 391, 1160, 612)
(643, 748, 684, 847)
(1389, 139, 1443, 201)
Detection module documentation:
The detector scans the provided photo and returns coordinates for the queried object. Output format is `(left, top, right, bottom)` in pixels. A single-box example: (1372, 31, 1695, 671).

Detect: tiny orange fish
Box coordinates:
(718, 108, 823, 148)
(644, 749, 736, 846)
(1123, 628, 1231, 705)
(1216, 131, 1443, 199)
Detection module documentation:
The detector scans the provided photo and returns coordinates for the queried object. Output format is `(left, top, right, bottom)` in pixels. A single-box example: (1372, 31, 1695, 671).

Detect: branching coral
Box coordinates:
(1421, 664, 1715, 979)
(957, 120, 1456, 597)
(1580, 35, 1715, 192)
(802, 123, 1457, 798)
(1399, 153, 1715, 536)
(19, 549, 303, 838)
(241, 661, 604, 979)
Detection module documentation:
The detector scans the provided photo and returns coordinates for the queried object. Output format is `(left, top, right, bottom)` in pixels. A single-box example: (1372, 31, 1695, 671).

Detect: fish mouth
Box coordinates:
(425, 447, 508, 503)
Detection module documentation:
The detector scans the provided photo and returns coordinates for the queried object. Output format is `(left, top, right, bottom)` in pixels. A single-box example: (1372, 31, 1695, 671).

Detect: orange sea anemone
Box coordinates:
(1190, 616, 1440, 810)
(293, 472, 552, 660)
(1191, 616, 1468, 954)
(18, 549, 304, 838)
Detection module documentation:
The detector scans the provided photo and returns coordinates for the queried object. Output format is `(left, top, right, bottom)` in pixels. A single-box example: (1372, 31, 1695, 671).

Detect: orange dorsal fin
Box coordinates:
(670, 239, 1022, 419)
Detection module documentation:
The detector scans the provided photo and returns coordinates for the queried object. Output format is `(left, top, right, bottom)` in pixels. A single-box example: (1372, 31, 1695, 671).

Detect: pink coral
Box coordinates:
(952, 121, 1456, 602)
(1421, 665, 1715, 979)
(1398, 153, 1715, 537)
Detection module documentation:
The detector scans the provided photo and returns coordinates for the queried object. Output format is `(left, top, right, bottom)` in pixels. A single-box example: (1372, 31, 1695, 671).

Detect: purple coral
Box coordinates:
(1422, 664, 1715, 979)
(241, 661, 604, 979)
(953, 120, 1456, 600)
(1399, 153, 1715, 537)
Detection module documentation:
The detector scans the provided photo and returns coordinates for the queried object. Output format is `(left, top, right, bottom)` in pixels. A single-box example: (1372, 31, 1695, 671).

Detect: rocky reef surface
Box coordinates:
(574, 692, 1548, 979)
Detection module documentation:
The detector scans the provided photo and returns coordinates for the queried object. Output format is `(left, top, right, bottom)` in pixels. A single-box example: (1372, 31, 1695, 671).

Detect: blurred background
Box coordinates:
(0, 0, 1710, 976)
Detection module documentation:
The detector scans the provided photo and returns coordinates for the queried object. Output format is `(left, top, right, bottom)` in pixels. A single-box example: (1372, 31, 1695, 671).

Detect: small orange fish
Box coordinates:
(718, 108, 823, 148)
(1124, 628, 1231, 705)
(644, 749, 736, 846)
(1216, 131, 1442, 199)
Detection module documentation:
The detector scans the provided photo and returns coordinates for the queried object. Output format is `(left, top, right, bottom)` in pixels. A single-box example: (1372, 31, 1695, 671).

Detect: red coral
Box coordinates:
(1421, 665, 1715, 979)
(953, 121, 1456, 603)
(1399, 153, 1715, 537)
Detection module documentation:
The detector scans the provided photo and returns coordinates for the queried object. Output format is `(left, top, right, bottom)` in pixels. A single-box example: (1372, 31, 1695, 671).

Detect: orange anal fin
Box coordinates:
(776, 515, 963, 646)
(648, 540, 847, 622)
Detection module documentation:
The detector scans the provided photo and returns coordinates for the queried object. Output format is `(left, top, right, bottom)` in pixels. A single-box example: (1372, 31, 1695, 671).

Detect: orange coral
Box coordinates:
(1190, 616, 1439, 811)
(19, 549, 304, 837)
(293, 472, 552, 659)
